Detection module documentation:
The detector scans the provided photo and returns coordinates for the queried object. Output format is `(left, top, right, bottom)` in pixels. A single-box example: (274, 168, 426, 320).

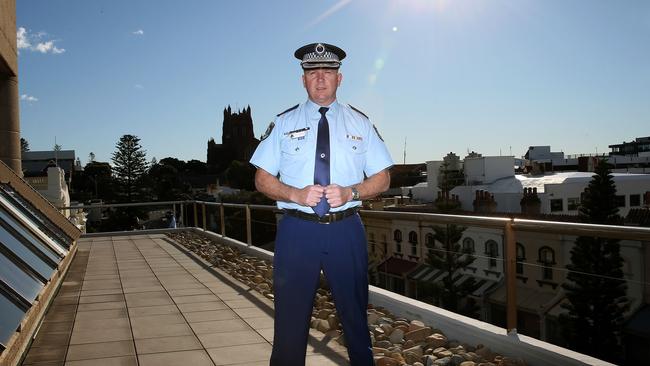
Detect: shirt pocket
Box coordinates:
(280, 136, 311, 178)
(339, 134, 367, 156)
(337, 134, 367, 176)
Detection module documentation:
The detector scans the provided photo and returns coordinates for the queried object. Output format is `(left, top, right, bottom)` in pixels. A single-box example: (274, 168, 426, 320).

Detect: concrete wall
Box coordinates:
(0, 0, 20, 174)
(0, 0, 17, 75)
(465, 156, 514, 185)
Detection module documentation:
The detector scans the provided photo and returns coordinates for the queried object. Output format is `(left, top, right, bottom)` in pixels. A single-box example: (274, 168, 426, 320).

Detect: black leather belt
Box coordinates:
(283, 207, 359, 224)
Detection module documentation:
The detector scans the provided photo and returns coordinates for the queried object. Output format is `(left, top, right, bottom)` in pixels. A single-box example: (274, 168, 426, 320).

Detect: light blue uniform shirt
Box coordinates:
(250, 99, 394, 213)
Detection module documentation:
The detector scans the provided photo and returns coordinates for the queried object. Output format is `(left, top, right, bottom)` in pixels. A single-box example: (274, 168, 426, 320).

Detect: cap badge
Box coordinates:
(315, 43, 325, 55)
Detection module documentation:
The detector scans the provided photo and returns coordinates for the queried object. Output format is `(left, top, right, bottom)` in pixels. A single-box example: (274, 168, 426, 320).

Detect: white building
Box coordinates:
(452, 155, 650, 216)
(364, 213, 646, 341)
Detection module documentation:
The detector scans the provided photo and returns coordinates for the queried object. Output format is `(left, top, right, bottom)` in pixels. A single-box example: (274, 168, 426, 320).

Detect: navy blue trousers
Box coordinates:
(270, 214, 373, 366)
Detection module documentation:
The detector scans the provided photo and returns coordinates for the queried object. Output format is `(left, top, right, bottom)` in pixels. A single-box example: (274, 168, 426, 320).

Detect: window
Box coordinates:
(382, 234, 387, 255)
(550, 199, 563, 212)
(630, 194, 641, 207)
(393, 230, 402, 242)
(614, 195, 626, 208)
(516, 243, 526, 275)
(0, 293, 27, 348)
(393, 230, 402, 253)
(425, 233, 435, 247)
(462, 237, 475, 254)
(0, 184, 73, 249)
(0, 252, 44, 304)
(539, 247, 555, 280)
(368, 233, 375, 254)
(485, 240, 499, 268)
(567, 197, 580, 211)
(408, 231, 418, 256)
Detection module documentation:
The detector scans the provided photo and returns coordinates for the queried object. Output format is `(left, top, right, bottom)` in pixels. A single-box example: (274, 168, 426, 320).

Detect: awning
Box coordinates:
(407, 264, 498, 297)
(376, 257, 419, 276)
(489, 284, 557, 314)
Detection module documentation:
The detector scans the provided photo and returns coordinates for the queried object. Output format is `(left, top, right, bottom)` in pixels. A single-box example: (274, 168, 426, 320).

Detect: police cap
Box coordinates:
(294, 43, 346, 70)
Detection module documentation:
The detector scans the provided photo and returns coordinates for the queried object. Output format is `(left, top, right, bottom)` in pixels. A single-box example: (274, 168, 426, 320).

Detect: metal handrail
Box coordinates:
(60, 199, 650, 334)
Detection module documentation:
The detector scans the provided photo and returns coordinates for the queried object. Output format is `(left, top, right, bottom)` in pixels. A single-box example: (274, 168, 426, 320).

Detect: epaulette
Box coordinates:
(277, 104, 299, 117)
(348, 104, 369, 119)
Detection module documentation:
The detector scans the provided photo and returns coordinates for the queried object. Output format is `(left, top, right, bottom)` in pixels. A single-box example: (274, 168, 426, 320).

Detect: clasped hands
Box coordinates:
(293, 184, 351, 208)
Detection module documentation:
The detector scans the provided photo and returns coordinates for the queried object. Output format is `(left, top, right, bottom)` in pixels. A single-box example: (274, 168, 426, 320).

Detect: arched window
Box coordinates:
(538, 247, 555, 280)
(394, 230, 402, 242)
(408, 231, 418, 256)
(516, 243, 526, 275)
(462, 237, 475, 254)
(485, 240, 499, 268)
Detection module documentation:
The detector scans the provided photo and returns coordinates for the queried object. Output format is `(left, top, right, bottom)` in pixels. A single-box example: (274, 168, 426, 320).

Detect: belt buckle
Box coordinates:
(318, 213, 332, 224)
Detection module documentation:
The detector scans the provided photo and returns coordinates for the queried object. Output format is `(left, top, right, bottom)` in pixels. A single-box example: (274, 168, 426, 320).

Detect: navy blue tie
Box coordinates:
(313, 107, 330, 217)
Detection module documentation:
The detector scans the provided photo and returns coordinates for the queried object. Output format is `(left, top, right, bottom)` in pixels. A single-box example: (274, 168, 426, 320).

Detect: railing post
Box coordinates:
(202, 203, 207, 230)
(246, 205, 252, 246)
(220, 203, 225, 236)
(193, 202, 198, 227)
(504, 220, 517, 334)
(180, 203, 185, 228)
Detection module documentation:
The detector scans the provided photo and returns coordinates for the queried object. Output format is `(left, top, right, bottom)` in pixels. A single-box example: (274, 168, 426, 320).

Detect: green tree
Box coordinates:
(111, 135, 148, 202)
(424, 157, 477, 315)
(185, 159, 208, 175)
(20, 138, 30, 152)
(225, 160, 255, 190)
(425, 224, 477, 315)
(560, 159, 628, 362)
(71, 161, 114, 202)
(146, 162, 189, 201)
(159, 157, 186, 172)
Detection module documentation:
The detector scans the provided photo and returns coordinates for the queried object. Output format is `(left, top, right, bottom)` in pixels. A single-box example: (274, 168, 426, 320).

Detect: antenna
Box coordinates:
(403, 137, 407, 164)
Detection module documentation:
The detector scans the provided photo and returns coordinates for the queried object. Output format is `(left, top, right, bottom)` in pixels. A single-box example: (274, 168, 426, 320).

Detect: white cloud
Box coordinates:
(16, 27, 65, 54)
(20, 94, 38, 102)
(134, 84, 144, 89)
(34, 41, 65, 54)
(132, 29, 144, 35)
(17, 27, 31, 49)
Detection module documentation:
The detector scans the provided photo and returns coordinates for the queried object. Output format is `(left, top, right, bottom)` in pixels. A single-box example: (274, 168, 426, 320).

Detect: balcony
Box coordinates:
(3, 195, 645, 366)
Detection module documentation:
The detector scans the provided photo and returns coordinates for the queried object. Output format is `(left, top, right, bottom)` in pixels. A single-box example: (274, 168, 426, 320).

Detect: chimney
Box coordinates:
(473, 190, 497, 213)
(520, 187, 541, 216)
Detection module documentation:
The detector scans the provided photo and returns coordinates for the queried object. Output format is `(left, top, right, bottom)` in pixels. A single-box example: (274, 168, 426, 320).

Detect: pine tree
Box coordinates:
(20, 138, 30, 152)
(425, 224, 477, 314)
(111, 134, 148, 202)
(425, 156, 477, 315)
(560, 159, 628, 362)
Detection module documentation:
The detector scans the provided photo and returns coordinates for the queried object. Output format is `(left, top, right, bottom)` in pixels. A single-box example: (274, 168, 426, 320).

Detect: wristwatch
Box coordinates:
(351, 187, 360, 201)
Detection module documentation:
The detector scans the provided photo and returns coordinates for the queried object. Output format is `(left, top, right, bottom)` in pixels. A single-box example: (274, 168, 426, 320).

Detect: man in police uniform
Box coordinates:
(250, 42, 393, 366)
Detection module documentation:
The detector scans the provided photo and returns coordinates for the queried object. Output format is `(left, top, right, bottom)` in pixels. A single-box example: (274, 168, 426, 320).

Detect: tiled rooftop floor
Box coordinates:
(21, 234, 349, 366)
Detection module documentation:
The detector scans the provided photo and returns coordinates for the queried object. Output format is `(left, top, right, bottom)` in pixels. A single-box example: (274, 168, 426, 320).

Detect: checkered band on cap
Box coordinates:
(295, 42, 346, 69)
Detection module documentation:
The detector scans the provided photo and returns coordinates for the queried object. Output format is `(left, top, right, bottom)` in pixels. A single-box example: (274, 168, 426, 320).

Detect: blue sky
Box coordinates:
(17, 0, 650, 165)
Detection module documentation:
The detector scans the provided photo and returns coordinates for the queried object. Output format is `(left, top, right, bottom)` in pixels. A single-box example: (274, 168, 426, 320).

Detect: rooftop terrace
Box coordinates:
(21, 233, 352, 365)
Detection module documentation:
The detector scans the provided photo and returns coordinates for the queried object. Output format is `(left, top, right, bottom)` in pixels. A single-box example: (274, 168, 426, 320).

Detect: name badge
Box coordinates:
(285, 127, 310, 139)
(346, 134, 363, 141)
